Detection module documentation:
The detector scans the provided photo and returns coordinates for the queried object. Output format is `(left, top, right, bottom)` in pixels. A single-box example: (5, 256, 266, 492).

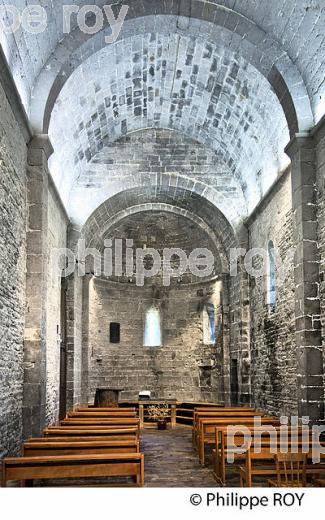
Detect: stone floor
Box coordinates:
(142, 427, 218, 487)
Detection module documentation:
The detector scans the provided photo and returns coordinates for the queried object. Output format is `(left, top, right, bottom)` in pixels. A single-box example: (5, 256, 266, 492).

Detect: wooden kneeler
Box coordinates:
(1, 453, 144, 487)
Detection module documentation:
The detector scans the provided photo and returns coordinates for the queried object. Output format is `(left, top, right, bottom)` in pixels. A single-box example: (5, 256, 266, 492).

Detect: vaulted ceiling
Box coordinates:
(48, 34, 289, 225)
(2, 1, 324, 120)
(1, 0, 324, 230)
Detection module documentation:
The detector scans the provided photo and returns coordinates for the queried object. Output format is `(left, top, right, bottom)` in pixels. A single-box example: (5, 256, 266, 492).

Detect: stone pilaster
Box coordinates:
(23, 135, 53, 438)
(81, 274, 93, 405)
(286, 135, 323, 422)
(220, 273, 231, 405)
(65, 224, 83, 411)
(238, 224, 251, 405)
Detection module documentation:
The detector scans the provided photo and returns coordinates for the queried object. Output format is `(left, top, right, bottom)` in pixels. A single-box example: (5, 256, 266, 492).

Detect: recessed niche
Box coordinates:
(110, 322, 120, 343)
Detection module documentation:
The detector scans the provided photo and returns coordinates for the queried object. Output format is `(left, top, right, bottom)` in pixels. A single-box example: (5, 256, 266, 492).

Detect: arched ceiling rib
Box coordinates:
(82, 184, 238, 270)
(82, 207, 227, 284)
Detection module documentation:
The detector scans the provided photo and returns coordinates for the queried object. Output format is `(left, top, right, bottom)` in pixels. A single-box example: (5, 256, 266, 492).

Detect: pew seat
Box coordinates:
(1, 453, 144, 487)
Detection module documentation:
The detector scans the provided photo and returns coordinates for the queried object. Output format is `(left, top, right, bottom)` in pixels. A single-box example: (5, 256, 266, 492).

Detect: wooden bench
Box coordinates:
(59, 418, 141, 434)
(61, 417, 140, 426)
(1, 453, 144, 487)
(177, 407, 228, 426)
(67, 411, 137, 418)
(176, 403, 226, 425)
(28, 434, 138, 443)
(193, 410, 260, 449)
(23, 439, 140, 457)
(44, 427, 139, 440)
(213, 427, 317, 486)
(239, 446, 325, 487)
(76, 407, 136, 412)
(197, 417, 279, 465)
(192, 409, 257, 447)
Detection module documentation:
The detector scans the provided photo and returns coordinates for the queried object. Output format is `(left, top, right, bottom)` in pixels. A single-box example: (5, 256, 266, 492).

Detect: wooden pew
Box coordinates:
(239, 446, 325, 487)
(28, 435, 138, 443)
(76, 407, 136, 412)
(67, 411, 137, 418)
(61, 418, 140, 426)
(176, 402, 226, 425)
(197, 417, 279, 465)
(192, 409, 258, 447)
(44, 427, 139, 440)
(59, 418, 141, 434)
(23, 439, 140, 457)
(1, 453, 144, 487)
(195, 407, 255, 411)
(213, 427, 317, 486)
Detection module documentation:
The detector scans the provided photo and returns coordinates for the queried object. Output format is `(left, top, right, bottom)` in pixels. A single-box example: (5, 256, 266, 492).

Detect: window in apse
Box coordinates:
(203, 303, 216, 345)
(144, 307, 162, 347)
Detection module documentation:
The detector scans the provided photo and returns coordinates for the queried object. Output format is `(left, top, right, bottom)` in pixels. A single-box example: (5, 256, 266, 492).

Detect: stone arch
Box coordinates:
(81, 185, 238, 271)
(87, 203, 229, 273)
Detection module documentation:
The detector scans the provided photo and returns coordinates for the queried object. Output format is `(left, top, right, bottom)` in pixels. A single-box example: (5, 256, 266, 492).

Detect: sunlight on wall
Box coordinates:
(267, 241, 277, 308)
(203, 303, 216, 345)
(0, 31, 29, 113)
(144, 307, 162, 347)
(315, 94, 325, 125)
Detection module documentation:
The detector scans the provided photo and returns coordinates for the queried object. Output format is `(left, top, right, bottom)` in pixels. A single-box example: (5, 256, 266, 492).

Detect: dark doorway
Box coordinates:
(59, 278, 67, 420)
(230, 359, 239, 405)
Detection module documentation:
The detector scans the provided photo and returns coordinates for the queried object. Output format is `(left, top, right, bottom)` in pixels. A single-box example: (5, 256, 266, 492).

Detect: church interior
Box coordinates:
(0, 0, 325, 488)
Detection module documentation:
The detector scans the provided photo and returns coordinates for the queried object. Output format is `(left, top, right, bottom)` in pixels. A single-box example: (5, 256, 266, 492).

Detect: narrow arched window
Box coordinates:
(267, 241, 276, 309)
(144, 307, 162, 347)
(203, 303, 216, 345)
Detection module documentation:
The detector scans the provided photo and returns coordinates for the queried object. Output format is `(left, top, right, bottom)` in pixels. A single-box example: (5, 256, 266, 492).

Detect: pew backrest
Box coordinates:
(23, 439, 140, 457)
(44, 427, 139, 439)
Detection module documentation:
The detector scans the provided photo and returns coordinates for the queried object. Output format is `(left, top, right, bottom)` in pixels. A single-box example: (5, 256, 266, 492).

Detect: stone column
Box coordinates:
(286, 135, 323, 422)
(23, 135, 53, 438)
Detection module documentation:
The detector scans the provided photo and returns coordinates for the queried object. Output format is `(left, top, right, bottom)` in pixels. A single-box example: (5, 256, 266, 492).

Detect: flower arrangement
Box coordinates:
(147, 403, 169, 421)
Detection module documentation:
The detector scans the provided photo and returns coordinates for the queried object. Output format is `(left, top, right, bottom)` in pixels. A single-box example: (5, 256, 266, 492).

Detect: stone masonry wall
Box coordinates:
(88, 277, 227, 403)
(45, 182, 68, 426)
(248, 170, 297, 417)
(0, 82, 27, 457)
